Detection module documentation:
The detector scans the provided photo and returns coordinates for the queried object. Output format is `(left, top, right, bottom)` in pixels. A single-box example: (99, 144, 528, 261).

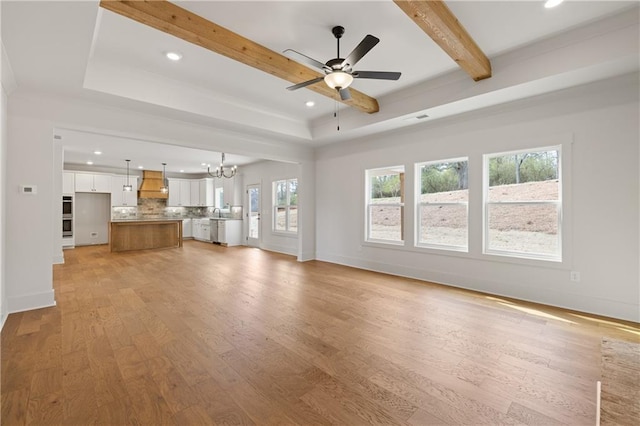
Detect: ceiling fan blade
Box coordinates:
(339, 88, 352, 101)
(283, 49, 330, 71)
(353, 71, 401, 80)
(286, 77, 325, 91)
(341, 35, 379, 68)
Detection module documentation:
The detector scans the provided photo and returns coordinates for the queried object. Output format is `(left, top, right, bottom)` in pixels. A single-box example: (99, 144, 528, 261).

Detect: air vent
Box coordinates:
(53, 134, 62, 140)
(416, 114, 429, 120)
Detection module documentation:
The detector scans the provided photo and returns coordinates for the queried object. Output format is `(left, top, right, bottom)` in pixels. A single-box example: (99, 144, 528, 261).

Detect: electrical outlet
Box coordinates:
(570, 271, 581, 282)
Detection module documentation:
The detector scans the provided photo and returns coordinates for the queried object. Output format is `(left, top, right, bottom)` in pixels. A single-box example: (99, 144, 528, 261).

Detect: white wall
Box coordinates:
(0, 86, 7, 328)
(315, 74, 639, 322)
(240, 160, 301, 257)
(6, 113, 57, 312)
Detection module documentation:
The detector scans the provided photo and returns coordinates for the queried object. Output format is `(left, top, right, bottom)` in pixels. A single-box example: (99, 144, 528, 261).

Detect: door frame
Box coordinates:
(246, 183, 261, 247)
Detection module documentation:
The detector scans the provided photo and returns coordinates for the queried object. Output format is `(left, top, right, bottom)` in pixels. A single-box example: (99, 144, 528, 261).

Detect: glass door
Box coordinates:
(247, 184, 260, 247)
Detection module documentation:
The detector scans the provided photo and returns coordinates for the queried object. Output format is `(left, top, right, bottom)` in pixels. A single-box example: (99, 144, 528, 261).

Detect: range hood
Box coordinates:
(138, 170, 168, 199)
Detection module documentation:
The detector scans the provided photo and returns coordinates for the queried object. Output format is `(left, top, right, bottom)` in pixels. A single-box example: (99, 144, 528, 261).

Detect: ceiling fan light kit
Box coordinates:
(324, 71, 353, 90)
(285, 25, 401, 102)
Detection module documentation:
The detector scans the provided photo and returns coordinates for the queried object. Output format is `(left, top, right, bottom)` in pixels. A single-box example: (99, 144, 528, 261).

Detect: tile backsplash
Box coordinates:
(111, 198, 242, 220)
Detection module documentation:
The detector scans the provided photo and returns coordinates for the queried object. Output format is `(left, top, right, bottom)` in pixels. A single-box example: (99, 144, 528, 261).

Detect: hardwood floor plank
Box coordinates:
(3, 242, 638, 425)
(29, 367, 62, 399)
(192, 379, 256, 425)
(26, 392, 64, 426)
(125, 375, 176, 425)
(1, 388, 30, 425)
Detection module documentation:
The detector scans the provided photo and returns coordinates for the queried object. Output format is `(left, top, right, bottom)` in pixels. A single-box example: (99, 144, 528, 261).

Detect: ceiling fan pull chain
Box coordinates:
(334, 99, 340, 131)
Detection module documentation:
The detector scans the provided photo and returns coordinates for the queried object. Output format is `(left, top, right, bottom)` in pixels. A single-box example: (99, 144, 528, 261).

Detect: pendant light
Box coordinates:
(207, 153, 237, 179)
(123, 159, 133, 192)
(160, 163, 168, 193)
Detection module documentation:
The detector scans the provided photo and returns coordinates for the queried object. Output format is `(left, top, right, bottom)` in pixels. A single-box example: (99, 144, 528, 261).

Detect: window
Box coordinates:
(366, 166, 405, 243)
(416, 158, 468, 251)
(273, 178, 298, 233)
(215, 187, 224, 208)
(484, 146, 561, 261)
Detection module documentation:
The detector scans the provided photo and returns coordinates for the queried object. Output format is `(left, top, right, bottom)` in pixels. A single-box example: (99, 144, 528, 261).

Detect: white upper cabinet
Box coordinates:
(75, 173, 112, 193)
(167, 179, 182, 206)
(168, 178, 213, 207)
(196, 179, 214, 207)
(190, 181, 200, 206)
(111, 175, 138, 207)
(223, 176, 235, 206)
(62, 172, 75, 195)
(167, 179, 192, 206)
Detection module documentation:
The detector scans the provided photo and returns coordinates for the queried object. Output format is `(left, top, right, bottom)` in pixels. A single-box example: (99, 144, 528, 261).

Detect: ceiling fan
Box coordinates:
(284, 26, 401, 101)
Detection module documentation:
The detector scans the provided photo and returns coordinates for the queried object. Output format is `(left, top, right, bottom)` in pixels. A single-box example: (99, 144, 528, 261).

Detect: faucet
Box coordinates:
(212, 208, 221, 218)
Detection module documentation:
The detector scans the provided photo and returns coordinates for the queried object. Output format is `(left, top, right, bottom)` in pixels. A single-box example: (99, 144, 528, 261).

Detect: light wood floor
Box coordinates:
(2, 241, 638, 425)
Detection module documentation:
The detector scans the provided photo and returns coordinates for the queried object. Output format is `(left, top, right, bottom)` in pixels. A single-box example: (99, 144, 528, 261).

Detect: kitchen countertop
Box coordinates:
(110, 218, 183, 222)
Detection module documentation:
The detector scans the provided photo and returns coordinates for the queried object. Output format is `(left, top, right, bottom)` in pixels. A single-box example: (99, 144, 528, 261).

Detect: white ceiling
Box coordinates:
(2, 0, 638, 173)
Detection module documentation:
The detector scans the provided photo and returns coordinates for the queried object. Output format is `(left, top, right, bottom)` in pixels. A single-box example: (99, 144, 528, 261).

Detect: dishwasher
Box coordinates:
(209, 219, 219, 243)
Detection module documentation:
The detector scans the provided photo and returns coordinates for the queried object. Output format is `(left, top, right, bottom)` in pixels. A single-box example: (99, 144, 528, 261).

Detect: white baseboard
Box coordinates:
(316, 251, 640, 323)
(8, 290, 56, 314)
(297, 250, 316, 262)
(260, 242, 297, 257)
(0, 311, 8, 331)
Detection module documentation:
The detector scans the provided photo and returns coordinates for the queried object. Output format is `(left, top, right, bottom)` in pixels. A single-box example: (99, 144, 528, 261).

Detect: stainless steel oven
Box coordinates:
(62, 196, 73, 237)
(62, 195, 73, 218)
(62, 218, 73, 237)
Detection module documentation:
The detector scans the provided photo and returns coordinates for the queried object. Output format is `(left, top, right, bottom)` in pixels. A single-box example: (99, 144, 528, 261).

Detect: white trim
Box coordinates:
(1, 42, 17, 94)
(483, 144, 563, 263)
(596, 381, 602, 426)
(8, 290, 56, 314)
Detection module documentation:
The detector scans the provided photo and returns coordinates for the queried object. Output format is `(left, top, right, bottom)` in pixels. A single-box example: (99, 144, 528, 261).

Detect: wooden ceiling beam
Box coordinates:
(99, 0, 380, 113)
(394, 0, 491, 81)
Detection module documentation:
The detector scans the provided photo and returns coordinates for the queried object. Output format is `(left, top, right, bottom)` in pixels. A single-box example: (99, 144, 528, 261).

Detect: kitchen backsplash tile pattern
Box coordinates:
(111, 198, 242, 220)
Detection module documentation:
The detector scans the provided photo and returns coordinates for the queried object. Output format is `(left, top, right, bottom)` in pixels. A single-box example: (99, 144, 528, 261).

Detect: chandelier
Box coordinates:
(207, 153, 237, 179)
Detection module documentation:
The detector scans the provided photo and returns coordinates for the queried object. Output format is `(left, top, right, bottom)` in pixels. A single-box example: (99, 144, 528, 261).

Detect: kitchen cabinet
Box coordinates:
(169, 178, 213, 207)
(221, 175, 243, 207)
(222, 176, 235, 206)
(75, 173, 112, 193)
(182, 218, 192, 239)
(63, 172, 75, 195)
(167, 179, 191, 207)
(190, 179, 214, 207)
(193, 218, 210, 242)
(212, 219, 242, 246)
(111, 176, 138, 207)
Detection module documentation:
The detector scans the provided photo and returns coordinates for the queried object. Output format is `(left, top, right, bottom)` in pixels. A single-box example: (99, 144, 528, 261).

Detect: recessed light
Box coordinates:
(166, 51, 182, 61)
(305, 101, 315, 107)
(138, 165, 144, 169)
(94, 150, 102, 155)
(544, 0, 564, 8)
(201, 162, 207, 166)
(86, 161, 94, 165)
(179, 170, 184, 173)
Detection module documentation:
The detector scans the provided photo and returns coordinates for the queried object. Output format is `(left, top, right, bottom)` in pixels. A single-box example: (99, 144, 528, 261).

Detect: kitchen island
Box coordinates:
(109, 219, 183, 252)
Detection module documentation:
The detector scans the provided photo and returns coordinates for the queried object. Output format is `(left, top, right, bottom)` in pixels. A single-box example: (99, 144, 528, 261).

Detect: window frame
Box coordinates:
(415, 157, 469, 252)
(483, 145, 562, 262)
(272, 178, 298, 234)
(365, 166, 405, 245)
